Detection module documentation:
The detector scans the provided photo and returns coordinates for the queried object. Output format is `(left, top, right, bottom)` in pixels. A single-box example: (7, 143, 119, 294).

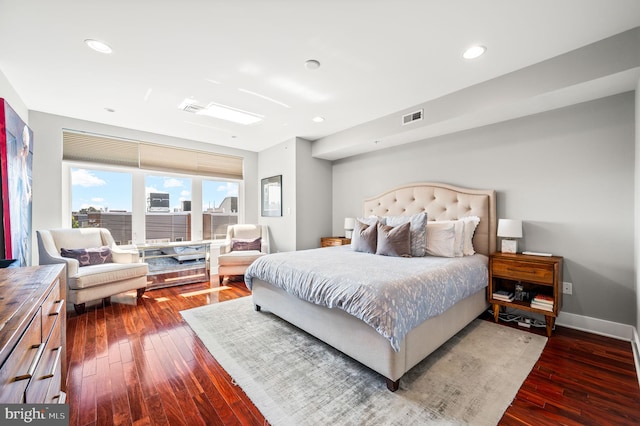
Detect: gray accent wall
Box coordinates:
(258, 137, 332, 252)
(332, 92, 636, 326)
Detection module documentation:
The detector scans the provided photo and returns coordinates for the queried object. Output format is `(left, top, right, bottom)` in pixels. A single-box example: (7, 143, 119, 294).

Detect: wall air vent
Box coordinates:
(402, 109, 423, 125)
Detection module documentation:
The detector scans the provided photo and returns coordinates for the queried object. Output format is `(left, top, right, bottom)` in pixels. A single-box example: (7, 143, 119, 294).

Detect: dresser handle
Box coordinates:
(15, 343, 45, 381)
(42, 346, 62, 379)
(50, 299, 65, 316)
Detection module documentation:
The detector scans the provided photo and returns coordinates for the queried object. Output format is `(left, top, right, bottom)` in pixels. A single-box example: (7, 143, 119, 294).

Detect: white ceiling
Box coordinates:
(1, 0, 639, 157)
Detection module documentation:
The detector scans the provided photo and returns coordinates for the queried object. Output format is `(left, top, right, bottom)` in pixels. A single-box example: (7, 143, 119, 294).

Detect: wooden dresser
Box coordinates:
(0, 264, 67, 403)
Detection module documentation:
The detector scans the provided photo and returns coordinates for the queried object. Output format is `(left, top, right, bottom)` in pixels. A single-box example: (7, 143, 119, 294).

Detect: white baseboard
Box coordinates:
(556, 311, 635, 341)
(556, 311, 640, 387)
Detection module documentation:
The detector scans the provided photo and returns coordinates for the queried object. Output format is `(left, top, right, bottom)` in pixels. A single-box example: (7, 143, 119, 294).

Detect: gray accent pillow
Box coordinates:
(351, 219, 378, 254)
(232, 237, 261, 251)
(384, 212, 428, 257)
(376, 222, 411, 257)
(61, 246, 113, 267)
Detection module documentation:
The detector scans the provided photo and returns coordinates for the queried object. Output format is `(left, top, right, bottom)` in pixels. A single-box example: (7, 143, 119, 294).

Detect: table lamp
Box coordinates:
(344, 217, 356, 238)
(497, 219, 522, 253)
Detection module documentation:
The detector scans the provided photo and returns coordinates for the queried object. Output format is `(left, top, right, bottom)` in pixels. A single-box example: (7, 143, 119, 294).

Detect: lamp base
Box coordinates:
(501, 239, 517, 253)
(345, 230, 353, 239)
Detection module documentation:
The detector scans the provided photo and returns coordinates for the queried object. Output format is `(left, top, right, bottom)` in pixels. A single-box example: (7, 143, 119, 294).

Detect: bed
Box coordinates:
(245, 182, 496, 391)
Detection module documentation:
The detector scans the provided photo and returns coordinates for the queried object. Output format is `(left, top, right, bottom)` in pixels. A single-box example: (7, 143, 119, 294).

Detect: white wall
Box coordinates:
(0, 69, 28, 123)
(29, 111, 259, 263)
(332, 92, 636, 326)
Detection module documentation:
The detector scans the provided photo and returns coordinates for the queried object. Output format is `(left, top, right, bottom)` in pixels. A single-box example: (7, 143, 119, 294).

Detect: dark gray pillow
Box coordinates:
(61, 246, 113, 267)
(376, 222, 411, 257)
(351, 220, 377, 254)
(232, 237, 261, 251)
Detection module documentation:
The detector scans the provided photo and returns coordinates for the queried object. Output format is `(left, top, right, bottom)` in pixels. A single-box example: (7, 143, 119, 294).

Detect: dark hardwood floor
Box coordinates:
(66, 278, 640, 425)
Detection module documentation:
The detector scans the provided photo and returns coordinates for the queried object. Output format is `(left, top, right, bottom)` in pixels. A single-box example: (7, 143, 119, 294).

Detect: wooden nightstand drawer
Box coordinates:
(320, 237, 351, 247)
(491, 259, 554, 284)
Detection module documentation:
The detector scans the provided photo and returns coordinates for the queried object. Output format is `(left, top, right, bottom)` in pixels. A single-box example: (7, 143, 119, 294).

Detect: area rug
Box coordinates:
(181, 297, 547, 425)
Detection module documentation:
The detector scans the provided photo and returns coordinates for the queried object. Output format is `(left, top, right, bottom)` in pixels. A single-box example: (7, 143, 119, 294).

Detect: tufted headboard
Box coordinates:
(363, 182, 496, 256)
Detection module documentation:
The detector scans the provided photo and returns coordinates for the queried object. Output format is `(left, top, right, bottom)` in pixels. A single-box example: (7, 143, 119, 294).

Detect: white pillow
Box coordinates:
(426, 217, 481, 257)
(461, 216, 480, 256)
(425, 221, 458, 257)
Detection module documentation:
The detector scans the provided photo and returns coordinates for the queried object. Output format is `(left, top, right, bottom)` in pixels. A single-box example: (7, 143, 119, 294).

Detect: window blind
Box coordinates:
(63, 131, 243, 179)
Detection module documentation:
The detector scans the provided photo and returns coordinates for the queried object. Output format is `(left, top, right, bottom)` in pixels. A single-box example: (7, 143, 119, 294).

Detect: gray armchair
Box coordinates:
(37, 228, 148, 314)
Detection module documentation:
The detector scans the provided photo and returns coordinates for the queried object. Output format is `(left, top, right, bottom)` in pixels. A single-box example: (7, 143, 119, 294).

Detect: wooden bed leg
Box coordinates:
(254, 304, 261, 312)
(386, 378, 400, 392)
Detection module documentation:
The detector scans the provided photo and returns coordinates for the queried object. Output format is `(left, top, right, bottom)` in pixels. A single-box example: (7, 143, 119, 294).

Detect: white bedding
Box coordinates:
(244, 245, 488, 351)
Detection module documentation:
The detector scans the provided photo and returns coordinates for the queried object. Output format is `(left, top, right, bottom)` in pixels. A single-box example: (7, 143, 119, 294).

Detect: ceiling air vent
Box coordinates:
(178, 99, 205, 113)
(402, 109, 423, 125)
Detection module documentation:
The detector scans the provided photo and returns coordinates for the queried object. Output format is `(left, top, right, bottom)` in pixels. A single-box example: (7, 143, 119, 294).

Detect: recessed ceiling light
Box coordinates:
(312, 116, 325, 123)
(462, 45, 486, 59)
(305, 59, 321, 70)
(85, 39, 113, 54)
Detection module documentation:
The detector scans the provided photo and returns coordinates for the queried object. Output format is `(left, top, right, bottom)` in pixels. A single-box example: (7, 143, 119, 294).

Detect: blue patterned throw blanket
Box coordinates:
(245, 246, 488, 351)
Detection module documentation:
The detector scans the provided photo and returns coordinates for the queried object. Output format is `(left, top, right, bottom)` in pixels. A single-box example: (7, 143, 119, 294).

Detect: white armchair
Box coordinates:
(37, 228, 148, 314)
(218, 224, 269, 284)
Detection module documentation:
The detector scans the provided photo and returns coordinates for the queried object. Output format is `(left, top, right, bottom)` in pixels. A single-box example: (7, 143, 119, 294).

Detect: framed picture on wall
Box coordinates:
(261, 175, 282, 217)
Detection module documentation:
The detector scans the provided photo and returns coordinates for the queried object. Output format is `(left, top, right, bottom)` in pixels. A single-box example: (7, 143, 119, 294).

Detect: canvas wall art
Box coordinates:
(0, 98, 33, 266)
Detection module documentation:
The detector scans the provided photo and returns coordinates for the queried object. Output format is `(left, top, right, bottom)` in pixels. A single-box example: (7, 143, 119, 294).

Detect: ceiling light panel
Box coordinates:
(178, 98, 263, 125)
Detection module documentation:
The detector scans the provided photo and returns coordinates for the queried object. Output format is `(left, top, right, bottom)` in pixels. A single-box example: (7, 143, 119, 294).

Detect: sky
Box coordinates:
(71, 168, 238, 212)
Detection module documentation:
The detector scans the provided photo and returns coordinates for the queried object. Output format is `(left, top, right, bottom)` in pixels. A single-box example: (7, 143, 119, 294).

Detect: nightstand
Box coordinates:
(488, 252, 563, 337)
(320, 237, 351, 247)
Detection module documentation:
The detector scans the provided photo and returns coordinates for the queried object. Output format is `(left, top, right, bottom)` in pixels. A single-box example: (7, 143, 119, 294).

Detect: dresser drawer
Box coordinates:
(26, 318, 62, 403)
(41, 280, 63, 340)
(492, 259, 554, 284)
(0, 311, 42, 403)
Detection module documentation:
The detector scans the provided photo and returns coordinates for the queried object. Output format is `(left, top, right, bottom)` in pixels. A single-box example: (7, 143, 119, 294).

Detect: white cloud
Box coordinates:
(163, 178, 184, 188)
(216, 182, 238, 197)
(91, 197, 104, 203)
(72, 169, 106, 187)
(180, 190, 190, 197)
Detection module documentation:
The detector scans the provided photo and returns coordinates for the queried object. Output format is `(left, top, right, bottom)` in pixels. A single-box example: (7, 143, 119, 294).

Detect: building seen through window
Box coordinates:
(71, 168, 239, 243)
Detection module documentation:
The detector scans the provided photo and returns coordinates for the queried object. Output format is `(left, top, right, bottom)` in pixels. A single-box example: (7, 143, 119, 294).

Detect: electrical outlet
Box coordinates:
(562, 281, 573, 295)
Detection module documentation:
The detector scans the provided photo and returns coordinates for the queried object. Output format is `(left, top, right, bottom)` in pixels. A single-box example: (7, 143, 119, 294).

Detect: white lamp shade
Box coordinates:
(497, 219, 523, 238)
(344, 217, 356, 230)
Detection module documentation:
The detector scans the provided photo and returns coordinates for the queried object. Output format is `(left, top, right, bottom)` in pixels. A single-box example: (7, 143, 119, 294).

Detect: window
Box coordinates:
(65, 132, 244, 245)
(71, 168, 132, 244)
(202, 180, 239, 240)
(145, 174, 192, 243)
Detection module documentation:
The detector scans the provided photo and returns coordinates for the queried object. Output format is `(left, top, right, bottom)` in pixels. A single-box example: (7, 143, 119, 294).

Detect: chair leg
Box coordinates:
(74, 303, 86, 315)
(219, 275, 224, 285)
(136, 288, 146, 298)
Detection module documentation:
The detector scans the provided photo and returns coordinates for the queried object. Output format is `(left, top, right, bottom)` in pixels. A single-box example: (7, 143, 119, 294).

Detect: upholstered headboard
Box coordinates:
(363, 182, 496, 256)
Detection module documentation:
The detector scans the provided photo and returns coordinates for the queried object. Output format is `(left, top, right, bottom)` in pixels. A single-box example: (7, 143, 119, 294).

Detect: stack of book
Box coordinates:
(531, 294, 554, 311)
(492, 290, 514, 302)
